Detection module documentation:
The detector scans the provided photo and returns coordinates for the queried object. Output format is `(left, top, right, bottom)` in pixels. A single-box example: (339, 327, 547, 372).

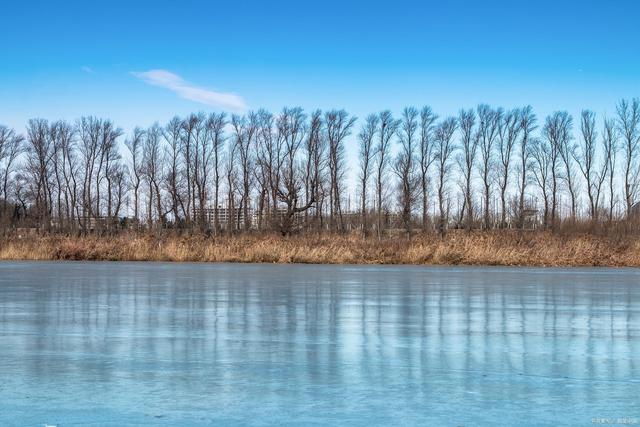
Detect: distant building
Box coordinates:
(194, 206, 312, 230)
(521, 208, 540, 229)
(195, 207, 252, 230)
(50, 216, 123, 232)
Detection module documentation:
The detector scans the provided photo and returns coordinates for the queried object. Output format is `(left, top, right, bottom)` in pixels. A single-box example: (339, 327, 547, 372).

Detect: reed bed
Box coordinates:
(0, 232, 638, 267)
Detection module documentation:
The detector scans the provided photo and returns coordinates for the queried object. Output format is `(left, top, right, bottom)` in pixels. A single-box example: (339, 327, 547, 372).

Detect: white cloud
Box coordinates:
(81, 66, 93, 73)
(131, 69, 247, 111)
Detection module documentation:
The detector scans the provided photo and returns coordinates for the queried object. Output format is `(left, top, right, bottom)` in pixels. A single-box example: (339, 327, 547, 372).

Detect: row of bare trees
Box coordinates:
(1, 99, 639, 236)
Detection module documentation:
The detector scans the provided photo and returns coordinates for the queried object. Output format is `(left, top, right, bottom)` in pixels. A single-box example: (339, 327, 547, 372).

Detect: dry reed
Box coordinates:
(0, 231, 638, 267)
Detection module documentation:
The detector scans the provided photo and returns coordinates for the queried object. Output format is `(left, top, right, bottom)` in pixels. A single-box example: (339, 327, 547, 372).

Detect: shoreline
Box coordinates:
(2, 259, 639, 271)
(0, 232, 638, 268)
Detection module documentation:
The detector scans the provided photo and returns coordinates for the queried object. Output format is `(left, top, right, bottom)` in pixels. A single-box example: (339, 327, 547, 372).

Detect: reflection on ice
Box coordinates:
(0, 262, 638, 426)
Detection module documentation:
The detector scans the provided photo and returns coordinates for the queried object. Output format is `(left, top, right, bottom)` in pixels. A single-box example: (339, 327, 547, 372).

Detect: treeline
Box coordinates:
(0, 99, 639, 236)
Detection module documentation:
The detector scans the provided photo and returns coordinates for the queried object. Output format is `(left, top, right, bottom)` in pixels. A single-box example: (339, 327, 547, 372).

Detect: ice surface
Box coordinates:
(0, 262, 638, 426)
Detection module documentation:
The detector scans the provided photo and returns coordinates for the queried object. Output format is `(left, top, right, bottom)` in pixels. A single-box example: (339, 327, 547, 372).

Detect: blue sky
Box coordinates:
(1, 0, 639, 135)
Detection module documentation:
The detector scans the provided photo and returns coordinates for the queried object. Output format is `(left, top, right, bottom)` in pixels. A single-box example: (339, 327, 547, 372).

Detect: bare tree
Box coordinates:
(77, 116, 101, 227)
(94, 120, 123, 221)
(418, 106, 437, 231)
(554, 112, 577, 220)
(54, 121, 78, 228)
(6, 100, 640, 238)
(589, 119, 609, 223)
(542, 112, 567, 229)
(0, 126, 25, 204)
(358, 114, 378, 234)
(530, 137, 551, 228)
(163, 118, 185, 225)
(325, 110, 356, 232)
(274, 107, 315, 235)
(108, 162, 127, 222)
(126, 127, 145, 225)
(102, 125, 123, 221)
(232, 113, 258, 231)
(50, 121, 76, 228)
(434, 117, 458, 235)
(225, 137, 239, 232)
(477, 104, 501, 229)
(456, 109, 478, 230)
(49, 125, 65, 224)
(74, 117, 122, 231)
(602, 117, 618, 222)
(184, 113, 209, 228)
(575, 110, 601, 221)
(13, 172, 30, 222)
(0, 126, 25, 230)
(254, 111, 272, 230)
(255, 110, 280, 230)
(303, 110, 325, 231)
(143, 124, 165, 227)
(496, 108, 521, 228)
(180, 114, 200, 224)
(26, 119, 53, 231)
(206, 113, 227, 234)
(616, 98, 640, 215)
(517, 106, 537, 228)
(375, 111, 399, 238)
(395, 107, 419, 234)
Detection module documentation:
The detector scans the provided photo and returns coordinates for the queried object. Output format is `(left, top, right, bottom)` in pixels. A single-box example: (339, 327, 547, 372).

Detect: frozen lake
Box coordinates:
(0, 262, 638, 426)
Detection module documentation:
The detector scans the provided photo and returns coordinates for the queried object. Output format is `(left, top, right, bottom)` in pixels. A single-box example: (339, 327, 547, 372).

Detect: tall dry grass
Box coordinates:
(0, 231, 638, 267)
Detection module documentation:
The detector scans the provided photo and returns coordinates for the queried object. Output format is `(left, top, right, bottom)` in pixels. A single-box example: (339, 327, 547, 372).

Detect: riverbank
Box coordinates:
(0, 232, 638, 267)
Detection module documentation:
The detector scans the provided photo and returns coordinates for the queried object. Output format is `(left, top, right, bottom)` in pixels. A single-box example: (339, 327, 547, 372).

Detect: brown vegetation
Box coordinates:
(1, 231, 638, 267)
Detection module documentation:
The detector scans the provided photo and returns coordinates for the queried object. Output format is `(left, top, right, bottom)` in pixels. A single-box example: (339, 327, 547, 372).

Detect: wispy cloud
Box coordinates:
(81, 66, 94, 73)
(131, 69, 246, 111)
